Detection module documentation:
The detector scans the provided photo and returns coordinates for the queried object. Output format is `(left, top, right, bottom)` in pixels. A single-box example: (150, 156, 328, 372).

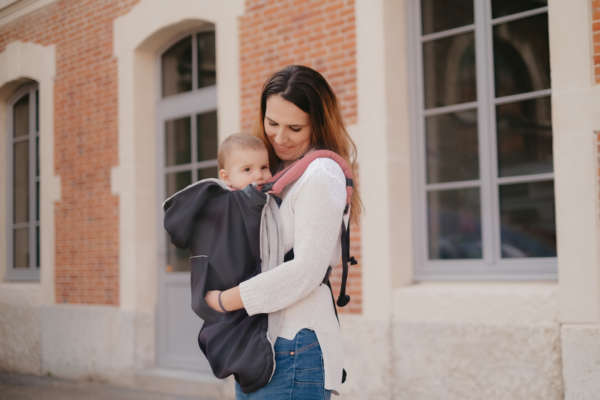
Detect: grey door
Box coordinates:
(156, 28, 218, 372)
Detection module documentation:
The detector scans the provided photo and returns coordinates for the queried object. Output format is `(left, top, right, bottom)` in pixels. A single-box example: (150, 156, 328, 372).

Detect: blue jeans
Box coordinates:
(235, 329, 332, 400)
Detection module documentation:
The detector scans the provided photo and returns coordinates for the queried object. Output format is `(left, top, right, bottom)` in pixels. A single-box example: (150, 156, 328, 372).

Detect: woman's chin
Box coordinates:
(275, 151, 295, 162)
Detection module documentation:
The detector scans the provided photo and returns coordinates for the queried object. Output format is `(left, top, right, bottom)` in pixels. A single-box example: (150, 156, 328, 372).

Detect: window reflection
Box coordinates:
(492, 0, 547, 19)
(496, 96, 553, 177)
(493, 14, 550, 98)
(421, 0, 473, 35)
(161, 36, 192, 97)
(196, 111, 218, 162)
(426, 109, 479, 183)
(197, 31, 216, 89)
(427, 188, 482, 259)
(165, 117, 191, 166)
(423, 33, 476, 108)
(499, 181, 556, 258)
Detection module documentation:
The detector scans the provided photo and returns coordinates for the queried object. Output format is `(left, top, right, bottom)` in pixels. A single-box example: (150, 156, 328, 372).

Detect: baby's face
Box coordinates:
(219, 147, 272, 190)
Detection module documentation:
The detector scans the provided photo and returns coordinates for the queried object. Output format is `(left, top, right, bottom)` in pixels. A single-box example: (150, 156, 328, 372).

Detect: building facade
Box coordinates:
(0, 0, 599, 398)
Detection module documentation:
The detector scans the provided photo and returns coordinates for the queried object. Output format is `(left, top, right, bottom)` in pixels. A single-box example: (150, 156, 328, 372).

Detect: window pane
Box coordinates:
(13, 228, 29, 268)
(35, 90, 39, 132)
(423, 32, 476, 108)
(13, 94, 29, 137)
(427, 188, 482, 259)
(496, 96, 553, 177)
(36, 136, 39, 176)
(165, 171, 192, 198)
(426, 109, 479, 183)
(13, 141, 29, 223)
(166, 239, 190, 273)
(197, 111, 218, 161)
(499, 181, 556, 258)
(161, 36, 192, 97)
(493, 14, 550, 98)
(197, 31, 216, 89)
(421, 0, 474, 35)
(492, 0, 547, 19)
(165, 117, 191, 166)
(36, 179, 40, 221)
(36, 225, 40, 268)
(197, 167, 218, 181)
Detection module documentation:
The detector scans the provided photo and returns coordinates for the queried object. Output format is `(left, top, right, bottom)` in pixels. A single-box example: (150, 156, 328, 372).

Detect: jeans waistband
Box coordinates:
(274, 328, 319, 353)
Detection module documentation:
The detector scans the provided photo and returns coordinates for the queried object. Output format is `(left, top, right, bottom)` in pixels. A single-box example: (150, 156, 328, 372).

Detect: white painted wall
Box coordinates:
(548, 0, 600, 324)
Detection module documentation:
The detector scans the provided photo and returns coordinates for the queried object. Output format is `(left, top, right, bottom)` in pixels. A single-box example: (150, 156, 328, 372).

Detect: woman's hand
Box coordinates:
(205, 290, 224, 313)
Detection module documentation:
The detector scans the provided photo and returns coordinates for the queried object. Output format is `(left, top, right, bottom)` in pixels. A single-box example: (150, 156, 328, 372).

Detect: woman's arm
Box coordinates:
(239, 158, 346, 315)
(205, 287, 243, 312)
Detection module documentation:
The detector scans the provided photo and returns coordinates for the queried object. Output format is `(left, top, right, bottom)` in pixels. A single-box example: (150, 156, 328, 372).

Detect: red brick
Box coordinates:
(0, 0, 139, 305)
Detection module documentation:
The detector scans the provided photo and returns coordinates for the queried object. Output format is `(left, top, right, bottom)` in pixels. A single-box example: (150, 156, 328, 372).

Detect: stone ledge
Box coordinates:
(393, 282, 558, 325)
(561, 324, 600, 400)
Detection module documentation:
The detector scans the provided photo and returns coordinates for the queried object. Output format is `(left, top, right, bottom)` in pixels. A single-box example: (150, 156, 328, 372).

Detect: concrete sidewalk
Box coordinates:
(0, 373, 214, 400)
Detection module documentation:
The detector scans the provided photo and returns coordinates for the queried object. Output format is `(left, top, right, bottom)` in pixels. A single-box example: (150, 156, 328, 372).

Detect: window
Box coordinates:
(159, 27, 218, 273)
(7, 84, 40, 280)
(411, 0, 555, 279)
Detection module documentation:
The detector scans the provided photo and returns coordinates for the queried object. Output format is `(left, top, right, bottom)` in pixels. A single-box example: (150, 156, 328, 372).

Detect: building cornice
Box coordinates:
(0, 0, 56, 27)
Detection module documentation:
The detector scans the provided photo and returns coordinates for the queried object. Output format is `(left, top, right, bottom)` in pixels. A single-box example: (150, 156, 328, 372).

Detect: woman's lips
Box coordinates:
(273, 144, 292, 154)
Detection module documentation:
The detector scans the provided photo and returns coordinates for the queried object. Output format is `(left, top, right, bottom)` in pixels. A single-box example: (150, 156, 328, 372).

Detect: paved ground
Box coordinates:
(0, 373, 207, 400)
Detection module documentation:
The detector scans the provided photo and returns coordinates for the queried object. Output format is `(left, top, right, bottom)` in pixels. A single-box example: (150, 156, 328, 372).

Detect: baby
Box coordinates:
(217, 133, 272, 190)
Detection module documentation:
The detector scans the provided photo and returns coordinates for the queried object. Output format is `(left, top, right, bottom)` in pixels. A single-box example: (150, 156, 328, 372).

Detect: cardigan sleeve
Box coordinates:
(239, 158, 347, 316)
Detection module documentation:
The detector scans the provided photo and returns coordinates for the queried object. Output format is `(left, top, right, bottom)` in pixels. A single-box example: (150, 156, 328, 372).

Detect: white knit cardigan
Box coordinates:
(239, 157, 347, 394)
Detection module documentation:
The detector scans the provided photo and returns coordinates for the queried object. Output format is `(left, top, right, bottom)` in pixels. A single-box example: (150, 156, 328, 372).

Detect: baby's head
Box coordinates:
(218, 133, 272, 190)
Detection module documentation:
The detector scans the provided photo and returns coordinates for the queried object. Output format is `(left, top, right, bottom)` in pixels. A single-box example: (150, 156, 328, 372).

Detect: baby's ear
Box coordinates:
(218, 169, 228, 182)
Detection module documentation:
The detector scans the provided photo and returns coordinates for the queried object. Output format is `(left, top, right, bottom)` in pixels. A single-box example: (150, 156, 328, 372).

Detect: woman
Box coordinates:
(205, 65, 361, 399)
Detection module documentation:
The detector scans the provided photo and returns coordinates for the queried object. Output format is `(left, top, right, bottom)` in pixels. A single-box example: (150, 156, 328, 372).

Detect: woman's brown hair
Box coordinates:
(253, 65, 363, 223)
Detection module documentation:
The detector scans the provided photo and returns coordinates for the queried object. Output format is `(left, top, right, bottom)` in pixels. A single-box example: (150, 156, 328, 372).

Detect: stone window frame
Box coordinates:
(407, 0, 556, 280)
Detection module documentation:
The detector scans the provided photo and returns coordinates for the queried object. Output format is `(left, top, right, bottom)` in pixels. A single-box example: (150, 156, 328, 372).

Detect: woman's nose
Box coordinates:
(272, 127, 286, 144)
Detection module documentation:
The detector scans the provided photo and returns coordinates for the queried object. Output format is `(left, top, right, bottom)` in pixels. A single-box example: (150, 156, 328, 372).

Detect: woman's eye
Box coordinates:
(243, 167, 250, 172)
(290, 126, 301, 132)
(268, 120, 278, 127)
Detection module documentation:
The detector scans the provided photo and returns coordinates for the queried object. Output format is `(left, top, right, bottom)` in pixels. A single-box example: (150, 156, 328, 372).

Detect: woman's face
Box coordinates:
(264, 95, 312, 165)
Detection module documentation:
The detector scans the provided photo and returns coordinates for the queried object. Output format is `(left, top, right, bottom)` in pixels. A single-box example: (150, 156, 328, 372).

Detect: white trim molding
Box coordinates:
(112, 0, 243, 372)
(0, 0, 57, 26)
(0, 40, 59, 305)
(548, 0, 600, 323)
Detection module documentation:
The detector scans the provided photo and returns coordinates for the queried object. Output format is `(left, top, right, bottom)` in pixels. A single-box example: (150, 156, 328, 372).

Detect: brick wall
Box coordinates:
(594, 0, 600, 83)
(239, 0, 362, 313)
(0, 0, 362, 311)
(0, 0, 139, 305)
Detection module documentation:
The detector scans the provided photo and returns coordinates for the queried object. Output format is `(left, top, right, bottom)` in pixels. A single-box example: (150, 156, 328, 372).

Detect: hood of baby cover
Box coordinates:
(162, 179, 267, 262)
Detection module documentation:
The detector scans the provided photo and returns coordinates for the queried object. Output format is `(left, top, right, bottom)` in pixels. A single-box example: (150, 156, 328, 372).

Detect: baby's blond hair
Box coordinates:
(218, 133, 267, 170)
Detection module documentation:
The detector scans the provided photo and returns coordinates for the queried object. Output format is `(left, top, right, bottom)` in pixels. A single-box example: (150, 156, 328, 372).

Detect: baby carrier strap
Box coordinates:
(261, 149, 354, 210)
(267, 150, 356, 310)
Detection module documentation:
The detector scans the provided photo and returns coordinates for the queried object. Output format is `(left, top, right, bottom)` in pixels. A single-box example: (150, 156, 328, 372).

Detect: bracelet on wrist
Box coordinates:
(217, 291, 228, 313)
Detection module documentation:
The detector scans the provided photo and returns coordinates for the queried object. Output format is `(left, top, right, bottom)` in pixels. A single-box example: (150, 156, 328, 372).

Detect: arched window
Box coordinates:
(159, 26, 218, 273)
(7, 83, 40, 280)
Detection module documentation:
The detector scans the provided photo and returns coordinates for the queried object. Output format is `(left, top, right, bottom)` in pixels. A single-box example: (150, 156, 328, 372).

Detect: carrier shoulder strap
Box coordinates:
(260, 149, 353, 209)
(262, 150, 356, 310)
